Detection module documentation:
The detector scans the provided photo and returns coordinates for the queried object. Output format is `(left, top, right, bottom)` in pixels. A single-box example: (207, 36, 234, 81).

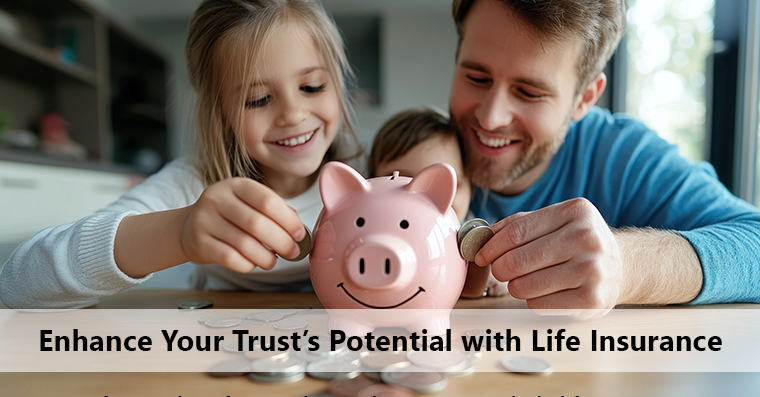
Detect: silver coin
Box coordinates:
(205, 317, 242, 328)
(253, 311, 285, 322)
(250, 355, 306, 374)
(243, 341, 289, 361)
(196, 314, 227, 324)
(273, 318, 308, 331)
(381, 364, 448, 393)
(283, 225, 312, 262)
(500, 355, 552, 374)
(178, 299, 213, 309)
(208, 358, 251, 377)
(223, 339, 248, 353)
(248, 371, 305, 383)
(458, 218, 489, 245)
(239, 318, 266, 327)
(306, 359, 362, 380)
(443, 358, 475, 377)
(459, 225, 494, 261)
(406, 350, 470, 372)
(307, 334, 347, 357)
(273, 308, 300, 317)
(360, 352, 409, 371)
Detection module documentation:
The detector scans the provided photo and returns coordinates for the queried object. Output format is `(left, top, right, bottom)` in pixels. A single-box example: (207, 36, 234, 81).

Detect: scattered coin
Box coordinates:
(457, 218, 489, 245)
(381, 365, 448, 393)
(273, 318, 309, 331)
(178, 299, 213, 309)
(360, 352, 410, 371)
(243, 341, 289, 361)
(204, 317, 242, 328)
(208, 358, 251, 377)
(356, 384, 417, 397)
(306, 358, 362, 380)
(284, 225, 312, 262)
(444, 358, 476, 377)
(250, 355, 306, 374)
(328, 375, 379, 397)
(196, 314, 227, 325)
(406, 350, 470, 372)
(306, 335, 347, 357)
(253, 311, 285, 322)
(239, 318, 266, 327)
(459, 225, 494, 261)
(223, 339, 248, 353)
(248, 371, 305, 383)
(500, 355, 552, 375)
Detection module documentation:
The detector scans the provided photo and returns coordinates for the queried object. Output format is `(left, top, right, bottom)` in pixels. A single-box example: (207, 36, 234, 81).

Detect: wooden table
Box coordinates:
(2, 289, 759, 396)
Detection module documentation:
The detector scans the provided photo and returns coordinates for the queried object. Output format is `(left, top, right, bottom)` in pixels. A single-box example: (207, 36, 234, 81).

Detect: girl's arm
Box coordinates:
(0, 160, 202, 309)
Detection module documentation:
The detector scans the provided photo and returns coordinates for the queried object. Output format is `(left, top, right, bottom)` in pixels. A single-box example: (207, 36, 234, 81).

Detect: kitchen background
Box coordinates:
(0, 0, 757, 289)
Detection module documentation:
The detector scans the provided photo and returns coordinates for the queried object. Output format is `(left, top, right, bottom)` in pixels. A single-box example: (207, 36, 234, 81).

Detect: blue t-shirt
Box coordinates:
(470, 106, 760, 304)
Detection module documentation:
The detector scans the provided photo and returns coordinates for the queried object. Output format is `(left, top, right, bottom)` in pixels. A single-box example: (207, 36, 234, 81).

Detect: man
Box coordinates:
(450, 0, 760, 317)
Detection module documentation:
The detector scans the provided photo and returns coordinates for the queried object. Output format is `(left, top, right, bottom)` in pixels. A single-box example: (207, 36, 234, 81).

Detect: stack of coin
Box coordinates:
(457, 218, 494, 261)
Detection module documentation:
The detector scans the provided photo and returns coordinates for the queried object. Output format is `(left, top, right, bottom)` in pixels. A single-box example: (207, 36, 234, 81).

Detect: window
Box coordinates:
(625, 0, 715, 162)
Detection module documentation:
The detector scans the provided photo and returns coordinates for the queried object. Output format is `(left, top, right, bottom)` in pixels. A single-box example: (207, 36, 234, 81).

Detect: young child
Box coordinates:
(0, 0, 362, 308)
(368, 107, 508, 298)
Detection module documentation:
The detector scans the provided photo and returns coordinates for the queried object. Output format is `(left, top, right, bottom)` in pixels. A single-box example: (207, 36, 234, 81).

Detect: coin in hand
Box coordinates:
(283, 224, 312, 262)
(459, 225, 494, 261)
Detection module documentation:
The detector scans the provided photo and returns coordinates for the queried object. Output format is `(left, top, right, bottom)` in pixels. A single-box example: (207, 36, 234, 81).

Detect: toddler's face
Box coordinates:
(222, 22, 340, 183)
(375, 134, 472, 222)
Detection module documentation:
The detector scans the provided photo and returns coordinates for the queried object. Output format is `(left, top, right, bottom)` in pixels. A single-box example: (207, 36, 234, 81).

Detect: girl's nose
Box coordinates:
(474, 86, 514, 131)
(276, 96, 308, 127)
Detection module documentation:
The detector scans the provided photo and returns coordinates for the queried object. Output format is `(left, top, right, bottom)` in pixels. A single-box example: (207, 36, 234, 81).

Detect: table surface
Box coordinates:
(2, 289, 759, 396)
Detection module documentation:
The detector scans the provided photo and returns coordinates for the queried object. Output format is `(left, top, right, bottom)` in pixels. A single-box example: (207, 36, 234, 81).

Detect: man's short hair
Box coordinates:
(452, 0, 626, 92)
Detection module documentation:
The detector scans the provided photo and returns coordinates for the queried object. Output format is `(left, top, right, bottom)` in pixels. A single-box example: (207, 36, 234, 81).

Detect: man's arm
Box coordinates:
(615, 228, 702, 305)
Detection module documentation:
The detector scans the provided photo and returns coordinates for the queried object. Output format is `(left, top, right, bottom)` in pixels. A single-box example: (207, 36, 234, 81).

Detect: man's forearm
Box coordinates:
(615, 227, 703, 305)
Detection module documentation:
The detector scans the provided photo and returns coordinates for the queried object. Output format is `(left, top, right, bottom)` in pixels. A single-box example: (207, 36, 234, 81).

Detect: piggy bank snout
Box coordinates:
(345, 235, 416, 290)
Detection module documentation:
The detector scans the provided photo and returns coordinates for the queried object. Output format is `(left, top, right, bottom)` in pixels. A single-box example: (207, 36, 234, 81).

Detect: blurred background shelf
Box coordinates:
(0, 33, 97, 87)
(0, 0, 168, 174)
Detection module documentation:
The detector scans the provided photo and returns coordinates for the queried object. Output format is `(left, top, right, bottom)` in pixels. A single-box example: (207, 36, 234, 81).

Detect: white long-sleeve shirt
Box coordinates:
(0, 159, 322, 309)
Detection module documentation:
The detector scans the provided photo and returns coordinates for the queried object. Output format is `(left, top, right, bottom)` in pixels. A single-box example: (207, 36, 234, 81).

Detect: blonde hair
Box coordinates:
(186, 0, 362, 186)
(368, 106, 458, 178)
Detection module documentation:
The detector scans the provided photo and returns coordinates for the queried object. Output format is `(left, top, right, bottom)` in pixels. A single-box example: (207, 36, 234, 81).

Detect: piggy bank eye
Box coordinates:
(400, 220, 409, 229)
(356, 217, 365, 227)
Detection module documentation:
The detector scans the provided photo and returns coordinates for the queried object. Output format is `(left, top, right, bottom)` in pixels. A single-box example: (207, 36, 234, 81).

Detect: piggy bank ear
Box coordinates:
(319, 161, 369, 212)
(405, 162, 457, 214)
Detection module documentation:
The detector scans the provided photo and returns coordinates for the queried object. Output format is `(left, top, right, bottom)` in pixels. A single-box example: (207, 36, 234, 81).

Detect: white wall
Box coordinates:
(134, 10, 457, 152)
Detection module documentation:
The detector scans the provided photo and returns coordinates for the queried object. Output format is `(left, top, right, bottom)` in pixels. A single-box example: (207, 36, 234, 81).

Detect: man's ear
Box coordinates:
(571, 73, 607, 121)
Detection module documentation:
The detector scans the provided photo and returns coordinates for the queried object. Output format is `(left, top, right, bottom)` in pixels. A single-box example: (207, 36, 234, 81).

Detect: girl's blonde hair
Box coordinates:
(186, 0, 362, 186)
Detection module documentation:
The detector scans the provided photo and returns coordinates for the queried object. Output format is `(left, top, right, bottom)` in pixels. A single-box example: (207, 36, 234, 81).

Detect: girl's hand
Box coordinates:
(180, 177, 305, 273)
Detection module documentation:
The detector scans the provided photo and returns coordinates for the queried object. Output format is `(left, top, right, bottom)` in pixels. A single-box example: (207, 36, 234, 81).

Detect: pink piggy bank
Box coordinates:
(310, 161, 467, 335)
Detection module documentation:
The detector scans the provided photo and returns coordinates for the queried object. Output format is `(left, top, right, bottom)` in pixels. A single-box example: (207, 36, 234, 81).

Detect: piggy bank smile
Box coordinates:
(336, 282, 426, 309)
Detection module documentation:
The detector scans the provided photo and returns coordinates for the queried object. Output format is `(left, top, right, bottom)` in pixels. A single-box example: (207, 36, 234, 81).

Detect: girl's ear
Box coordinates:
(405, 162, 457, 214)
(319, 161, 369, 213)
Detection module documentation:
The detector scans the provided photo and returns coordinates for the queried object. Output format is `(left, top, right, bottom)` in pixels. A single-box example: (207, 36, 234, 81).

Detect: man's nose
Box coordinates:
(474, 87, 514, 131)
(276, 95, 308, 127)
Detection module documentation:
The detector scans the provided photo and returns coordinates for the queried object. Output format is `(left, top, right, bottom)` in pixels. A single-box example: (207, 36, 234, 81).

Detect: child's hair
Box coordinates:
(368, 106, 459, 178)
(186, 0, 362, 186)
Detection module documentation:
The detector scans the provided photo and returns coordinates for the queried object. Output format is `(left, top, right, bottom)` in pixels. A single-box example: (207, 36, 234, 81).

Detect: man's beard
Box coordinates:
(454, 113, 573, 194)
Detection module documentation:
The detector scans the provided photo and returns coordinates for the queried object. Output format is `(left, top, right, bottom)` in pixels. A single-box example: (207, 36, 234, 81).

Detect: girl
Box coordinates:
(0, 0, 362, 308)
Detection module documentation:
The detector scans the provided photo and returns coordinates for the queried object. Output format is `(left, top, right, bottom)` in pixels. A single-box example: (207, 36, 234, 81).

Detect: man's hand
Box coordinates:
(474, 198, 623, 319)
